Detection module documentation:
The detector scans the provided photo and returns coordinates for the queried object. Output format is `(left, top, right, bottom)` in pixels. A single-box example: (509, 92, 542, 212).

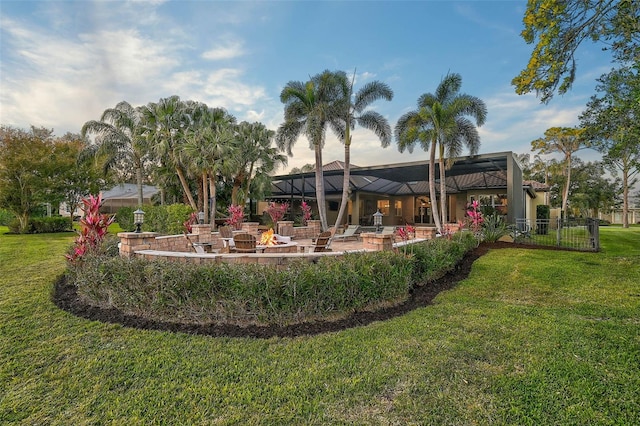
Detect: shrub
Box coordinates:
(481, 214, 510, 243)
(7, 216, 72, 234)
(69, 232, 476, 326)
(66, 194, 115, 263)
(116, 207, 134, 232)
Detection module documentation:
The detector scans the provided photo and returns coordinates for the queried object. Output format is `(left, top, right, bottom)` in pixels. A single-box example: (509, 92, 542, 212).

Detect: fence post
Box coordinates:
(556, 217, 562, 247)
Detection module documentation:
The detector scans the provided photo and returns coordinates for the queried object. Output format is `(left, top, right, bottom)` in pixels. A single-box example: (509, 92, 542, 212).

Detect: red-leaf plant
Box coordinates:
(300, 201, 312, 226)
(267, 202, 289, 226)
(183, 212, 198, 233)
(225, 204, 245, 230)
(66, 194, 115, 263)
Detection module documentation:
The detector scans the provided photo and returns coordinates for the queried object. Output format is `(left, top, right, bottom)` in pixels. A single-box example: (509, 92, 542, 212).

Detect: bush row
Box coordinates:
(68, 233, 477, 327)
(8, 216, 72, 234)
(116, 204, 193, 234)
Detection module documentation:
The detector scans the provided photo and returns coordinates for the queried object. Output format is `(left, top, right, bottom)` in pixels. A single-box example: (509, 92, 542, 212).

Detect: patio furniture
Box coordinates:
(300, 230, 333, 253)
(331, 225, 360, 241)
(218, 225, 236, 250)
(233, 233, 257, 253)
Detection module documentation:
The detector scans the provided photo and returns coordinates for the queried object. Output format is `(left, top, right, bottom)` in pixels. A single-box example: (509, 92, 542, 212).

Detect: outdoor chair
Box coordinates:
(331, 225, 360, 241)
(304, 230, 332, 253)
(218, 225, 236, 251)
(233, 233, 256, 253)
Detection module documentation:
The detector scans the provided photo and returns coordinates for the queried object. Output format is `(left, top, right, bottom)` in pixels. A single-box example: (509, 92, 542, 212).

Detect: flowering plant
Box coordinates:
(395, 225, 415, 242)
(66, 194, 115, 263)
(225, 204, 245, 230)
(267, 202, 289, 225)
(300, 201, 312, 226)
(465, 200, 484, 235)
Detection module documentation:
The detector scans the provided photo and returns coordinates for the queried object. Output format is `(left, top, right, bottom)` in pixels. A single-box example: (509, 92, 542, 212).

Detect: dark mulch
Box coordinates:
(52, 242, 559, 339)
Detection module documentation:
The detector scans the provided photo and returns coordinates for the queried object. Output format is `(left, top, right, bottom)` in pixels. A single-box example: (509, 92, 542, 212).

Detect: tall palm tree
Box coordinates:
(433, 74, 486, 223)
(181, 103, 236, 223)
(395, 73, 486, 231)
(139, 96, 197, 211)
(276, 70, 345, 230)
(229, 121, 287, 207)
(81, 101, 147, 206)
(333, 70, 394, 228)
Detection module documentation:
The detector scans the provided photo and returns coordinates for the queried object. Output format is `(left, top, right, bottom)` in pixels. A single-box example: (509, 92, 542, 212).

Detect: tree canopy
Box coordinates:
(513, 0, 640, 103)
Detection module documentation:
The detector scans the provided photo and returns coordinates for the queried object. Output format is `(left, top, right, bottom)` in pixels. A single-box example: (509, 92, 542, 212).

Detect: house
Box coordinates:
(100, 184, 160, 214)
(267, 151, 548, 226)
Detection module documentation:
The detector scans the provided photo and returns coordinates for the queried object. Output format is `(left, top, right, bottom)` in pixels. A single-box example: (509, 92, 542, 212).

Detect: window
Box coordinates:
(395, 200, 402, 217)
(377, 200, 390, 215)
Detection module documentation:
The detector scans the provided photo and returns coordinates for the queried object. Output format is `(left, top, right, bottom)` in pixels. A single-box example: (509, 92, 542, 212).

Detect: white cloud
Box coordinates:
(202, 40, 245, 61)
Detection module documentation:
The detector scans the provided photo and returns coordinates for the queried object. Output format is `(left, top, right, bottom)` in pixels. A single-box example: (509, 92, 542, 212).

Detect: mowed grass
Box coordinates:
(1, 226, 639, 424)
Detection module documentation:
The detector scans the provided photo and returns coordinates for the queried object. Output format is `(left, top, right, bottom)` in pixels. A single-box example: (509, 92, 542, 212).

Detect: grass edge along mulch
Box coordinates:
(52, 242, 562, 339)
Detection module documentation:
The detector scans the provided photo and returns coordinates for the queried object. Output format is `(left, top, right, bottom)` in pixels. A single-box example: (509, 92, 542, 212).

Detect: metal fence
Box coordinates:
(513, 218, 600, 252)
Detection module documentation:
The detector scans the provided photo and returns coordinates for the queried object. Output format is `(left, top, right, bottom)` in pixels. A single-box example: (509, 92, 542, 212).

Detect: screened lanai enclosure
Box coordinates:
(268, 151, 540, 227)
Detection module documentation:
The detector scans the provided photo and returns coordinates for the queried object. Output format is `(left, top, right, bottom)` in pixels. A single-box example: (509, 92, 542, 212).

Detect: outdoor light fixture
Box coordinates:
(373, 209, 383, 233)
(133, 209, 145, 233)
(198, 211, 205, 224)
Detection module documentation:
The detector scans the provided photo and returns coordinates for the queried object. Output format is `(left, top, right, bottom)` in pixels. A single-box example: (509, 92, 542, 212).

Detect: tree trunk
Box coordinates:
(209, 174, 217, 227)
(623, 169, 629, 228)
(429, 139, 442, 233)
(175, 165, 197, 211)
(334, 131, 351, 229)
(202, 172, 208, 223)
(314, 144, 328, 231)
(438, 145, 448, 225)
(561, 155, 571, 217)
(135, 164, 144, 207)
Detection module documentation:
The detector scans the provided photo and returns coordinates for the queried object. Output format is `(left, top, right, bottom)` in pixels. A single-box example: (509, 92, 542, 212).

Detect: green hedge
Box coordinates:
(116, 204, 193, 234)
(69, 233, 477, 327)
(0, 209, 15, 226)
(8, 216, 72, 234)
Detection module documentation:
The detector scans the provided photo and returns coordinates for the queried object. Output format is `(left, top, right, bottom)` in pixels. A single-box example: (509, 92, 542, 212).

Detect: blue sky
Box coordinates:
(1, 0, 612, 172)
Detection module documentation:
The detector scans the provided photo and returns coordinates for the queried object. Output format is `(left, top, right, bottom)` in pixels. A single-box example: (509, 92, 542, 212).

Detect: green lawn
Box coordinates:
(1, 226, 639, 424)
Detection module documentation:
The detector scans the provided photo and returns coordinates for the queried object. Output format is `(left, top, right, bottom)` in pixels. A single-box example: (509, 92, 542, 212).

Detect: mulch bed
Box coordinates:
(52, 242, 560, 339)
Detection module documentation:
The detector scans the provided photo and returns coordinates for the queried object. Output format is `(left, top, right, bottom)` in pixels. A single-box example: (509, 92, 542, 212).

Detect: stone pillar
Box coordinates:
(307, 220, 321, 235)
(241, 222, 260, 236)
(191, 224, 212, 243)
(277, 220, 294, 236)
(361, 232, 395, 251)
(415, 226, 438, 239)
(118, 232, 159, 257)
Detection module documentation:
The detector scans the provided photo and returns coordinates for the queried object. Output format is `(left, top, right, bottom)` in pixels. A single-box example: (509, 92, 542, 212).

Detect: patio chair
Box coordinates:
(233, 233, 256, 253)
(307, 230, 332, 253)
(331, 224, 360, 241)
(381, 226, 396, 235)
(218, 225, 236, 251)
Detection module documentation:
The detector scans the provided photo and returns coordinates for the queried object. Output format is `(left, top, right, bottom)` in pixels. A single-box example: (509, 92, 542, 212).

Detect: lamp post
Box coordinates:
(373, 209, 383, 233)
(133, 209, 145, 233)
(198, 211, 205, 224)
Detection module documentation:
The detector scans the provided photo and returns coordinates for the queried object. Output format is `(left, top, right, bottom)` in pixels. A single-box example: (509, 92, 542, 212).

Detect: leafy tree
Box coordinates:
(581, 64, 640, 227)
(289, 164, 315, 174)
(332, 70, 394, 229)
(81, 101, 148, 207)
(228, 121, 286, 207)
(140, 96, 197, 211)
(531, 126, 591, 216)
(513, 0, 640, 103)
(395, 73, 486, 231)
(181, 103, 236, 223)
(277, 70, 345, 230)
(569, 160, 620, 218)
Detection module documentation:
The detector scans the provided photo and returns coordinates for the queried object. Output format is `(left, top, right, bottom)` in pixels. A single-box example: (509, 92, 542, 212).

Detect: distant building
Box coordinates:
(100, 184, 160, 213)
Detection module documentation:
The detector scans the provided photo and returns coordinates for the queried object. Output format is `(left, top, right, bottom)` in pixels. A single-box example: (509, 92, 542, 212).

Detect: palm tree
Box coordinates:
(395, 73, 486, 231)
(276, 70, 345, 230)
(332, 70, 394, 229)
(81, 101, 147, 206)
(181, 103, 236, 223)
(228, 121, 287, 207)
(139, 96, 197, 211)
(433, 74, 486, 223)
